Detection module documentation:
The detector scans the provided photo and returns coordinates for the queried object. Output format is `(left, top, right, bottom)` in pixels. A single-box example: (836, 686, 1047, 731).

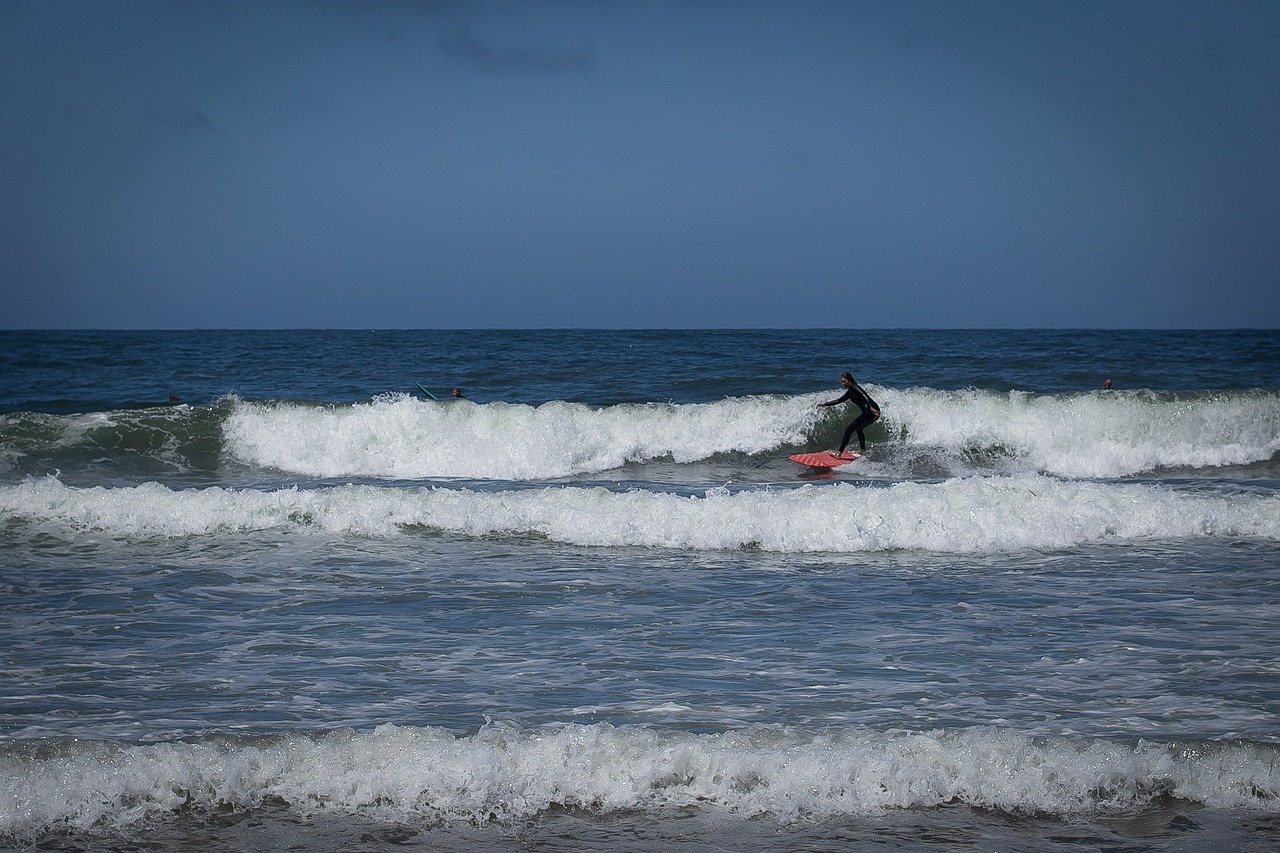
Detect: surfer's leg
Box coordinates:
(848, 412, 878, 452)
(838, 421, 858, 454)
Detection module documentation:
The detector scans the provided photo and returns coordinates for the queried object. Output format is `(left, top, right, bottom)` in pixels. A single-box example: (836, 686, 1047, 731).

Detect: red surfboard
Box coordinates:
(789, 450, 862, 468)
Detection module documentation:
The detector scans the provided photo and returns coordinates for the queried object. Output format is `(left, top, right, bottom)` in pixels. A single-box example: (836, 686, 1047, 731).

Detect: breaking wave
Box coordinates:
(3, 723, 1277, 840)
(2, 388, 1277, 482)
(4, 474, 1277, 553)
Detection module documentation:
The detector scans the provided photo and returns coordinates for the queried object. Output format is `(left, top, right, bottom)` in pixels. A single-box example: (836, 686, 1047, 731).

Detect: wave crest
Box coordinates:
(224, 394, 816, 479)
(882, 387, 1280, 478)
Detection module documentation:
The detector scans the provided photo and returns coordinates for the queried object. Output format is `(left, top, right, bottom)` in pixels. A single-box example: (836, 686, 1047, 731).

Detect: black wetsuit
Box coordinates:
(821, 383, 880, 453)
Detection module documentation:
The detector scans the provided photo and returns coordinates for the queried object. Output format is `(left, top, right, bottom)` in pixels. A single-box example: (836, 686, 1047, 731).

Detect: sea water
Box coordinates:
(1, 329, 1278, 851)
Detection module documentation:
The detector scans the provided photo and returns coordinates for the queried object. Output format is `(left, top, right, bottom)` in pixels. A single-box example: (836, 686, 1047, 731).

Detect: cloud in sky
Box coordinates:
(2, 0, 1278, 328)
(437, 27, 594, 73)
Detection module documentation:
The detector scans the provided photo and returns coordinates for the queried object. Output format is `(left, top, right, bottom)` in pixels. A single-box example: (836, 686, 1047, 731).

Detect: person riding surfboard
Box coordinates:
(817, 371, 880, 457)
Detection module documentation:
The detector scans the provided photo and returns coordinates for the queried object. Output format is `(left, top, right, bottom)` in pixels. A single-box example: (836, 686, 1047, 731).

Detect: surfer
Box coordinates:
(817, 372, 880, 456)
(451, 388, 465, 399)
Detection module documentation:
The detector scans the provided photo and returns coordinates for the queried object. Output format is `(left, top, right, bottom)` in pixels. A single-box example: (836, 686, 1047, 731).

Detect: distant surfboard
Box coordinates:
(415, 382, 438, 400)
(789, 451, 862, 468)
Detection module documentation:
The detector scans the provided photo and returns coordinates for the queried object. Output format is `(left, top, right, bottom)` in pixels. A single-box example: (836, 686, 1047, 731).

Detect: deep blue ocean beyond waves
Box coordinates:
(2, 328, 1279, 852)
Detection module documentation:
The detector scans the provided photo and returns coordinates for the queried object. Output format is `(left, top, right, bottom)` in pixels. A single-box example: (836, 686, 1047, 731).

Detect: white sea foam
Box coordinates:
(880, 387, 1280, 478)
(2, 724, 1277, 837)
(4, 475, 1277, 552)
(222, 394, 817, 479)
(214, 389, 1280, 481)
(8, 389, 1277, 482)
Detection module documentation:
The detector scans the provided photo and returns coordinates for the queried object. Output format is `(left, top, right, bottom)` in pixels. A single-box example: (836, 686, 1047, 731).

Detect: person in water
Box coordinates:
(816, 371, 880, 456)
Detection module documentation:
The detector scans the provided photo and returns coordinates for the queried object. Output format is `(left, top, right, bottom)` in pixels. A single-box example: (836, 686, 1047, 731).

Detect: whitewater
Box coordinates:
(219, 388, 1280, 480)
(5, 474, 1278, 552)
(5, 386, 1279, 484)
(6, 724, 1278, 837)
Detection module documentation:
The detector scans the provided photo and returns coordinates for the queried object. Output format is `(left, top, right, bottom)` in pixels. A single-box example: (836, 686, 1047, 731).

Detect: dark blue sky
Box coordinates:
(3, 0, 1278, 328)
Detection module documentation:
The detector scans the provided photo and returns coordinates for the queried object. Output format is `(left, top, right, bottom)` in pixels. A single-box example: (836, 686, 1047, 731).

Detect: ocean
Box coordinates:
(2, 328, 1278, 852)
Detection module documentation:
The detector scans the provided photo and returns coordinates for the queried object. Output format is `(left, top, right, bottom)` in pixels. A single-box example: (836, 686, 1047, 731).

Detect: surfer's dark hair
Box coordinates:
(841, 372, 854, 382)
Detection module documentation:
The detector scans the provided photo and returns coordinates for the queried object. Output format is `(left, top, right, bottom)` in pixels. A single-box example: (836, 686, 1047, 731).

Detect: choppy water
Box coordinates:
(2, 329, 1279, 851)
